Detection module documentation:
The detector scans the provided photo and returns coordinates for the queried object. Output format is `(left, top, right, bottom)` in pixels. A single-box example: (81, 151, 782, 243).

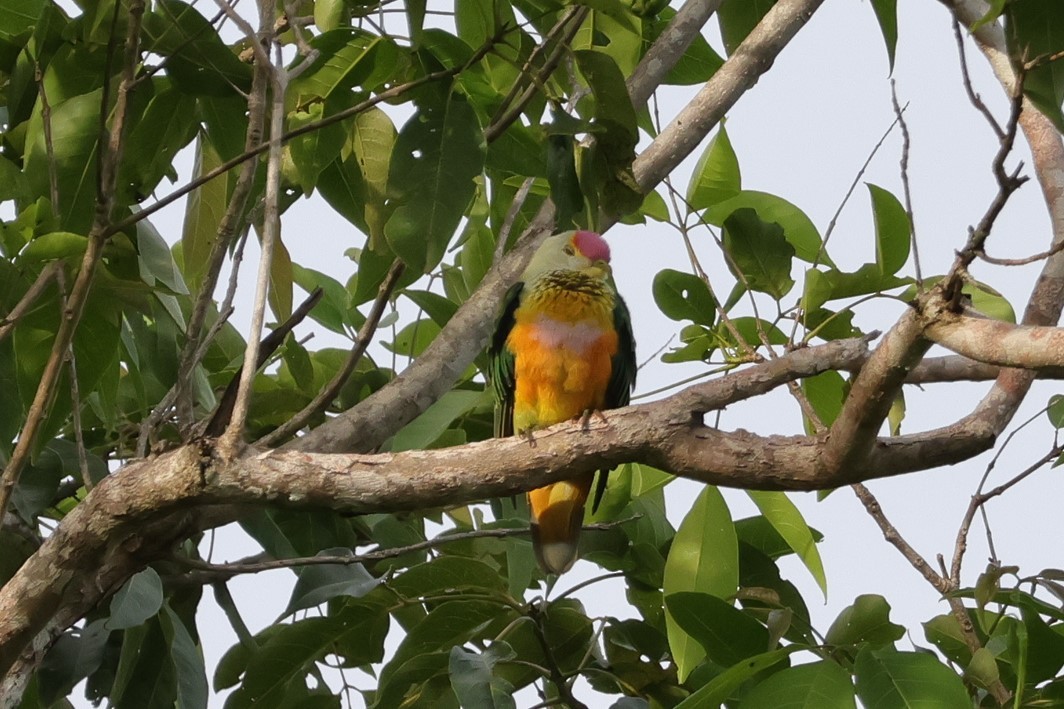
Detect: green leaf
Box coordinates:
(922, 614, 973, 667)
(825, 594, 905, 649)
(706, 190, 825, 264)
(385, 89, 484, 273)
(743, 660, 855, 708)
(228, 604, 388, 707)
(869, 0, 898, 71)
(24, 88, 101, 234)
(717, 0, 779, 55)
(867, 184, 910, 276)
(801, 370, 847, 432)
(108, 568, 164, 630)
(853, 647, 969, 709)
(289, 32, 395, 104)
(663, 486, 738, 681)
(390, 556, 508, 598)
(120, 81, 198, 202)
(673, 648, 798, 708)
(381, 600, 516, 690)
(665, 592, 769, 666)
(287, 103, 346, 196)
(282, 550, 381, 618)
(746, 491, 827, 597)
(722, 208, 796, 300)
(291, 264, 352, 336)
(18, 231, 87, 263)
(159, 604, 208, 709)
(965, 647, 999, 692)
(687, 123, 741, 210)
(652, 269, 716, 326)
(1005, 0, 1064, 133)
(142, 0, 252, 96)
(1048, 395, 1064, 429)
(180, 136, 232, 294)
(390, 390, 487, 451)
(448, 645, 517, 709)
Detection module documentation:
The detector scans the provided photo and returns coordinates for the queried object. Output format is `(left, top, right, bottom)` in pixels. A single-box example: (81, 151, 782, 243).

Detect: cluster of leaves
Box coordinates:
(4, 0, 1064, 706)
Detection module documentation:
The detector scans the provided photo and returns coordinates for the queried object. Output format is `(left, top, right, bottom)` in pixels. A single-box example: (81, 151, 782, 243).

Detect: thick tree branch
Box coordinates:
(0, 334, 1019, 686)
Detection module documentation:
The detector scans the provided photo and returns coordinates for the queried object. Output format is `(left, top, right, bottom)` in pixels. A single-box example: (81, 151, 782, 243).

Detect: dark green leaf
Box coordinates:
(1049, 394, 1064, 429)
(687, 123, 741, 210)
(717, 0, 779, 55)
(706, 191, 825, 264)
(722, 208, 795, 300)
(825, 594, 905, 649)
(663, 486, 737, 681)
(746, 491, 826, 596)
(390, 390, 487, 451)
(665, 591, 769, 666)
(801, 370, 847, 432)
(853, 647, 969, 708)
(385, 89, 484, 273)
(742, 660, 856, 708)
(867, 184, 910, 276)
(283, 550, 380, 618)
(869, 0, 898, 71)
(673, 648, 797, 708)
(390, 556, 508, 598)
(448, 645, 517, 709)
(652, 269, 716, 325)
(160, 604, 208, 709)
(1005, 0, 1064, 133)
(108, 568, 164, 630)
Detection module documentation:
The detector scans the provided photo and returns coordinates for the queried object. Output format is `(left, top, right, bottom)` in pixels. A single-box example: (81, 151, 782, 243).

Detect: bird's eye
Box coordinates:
(563, 245, 575, 256)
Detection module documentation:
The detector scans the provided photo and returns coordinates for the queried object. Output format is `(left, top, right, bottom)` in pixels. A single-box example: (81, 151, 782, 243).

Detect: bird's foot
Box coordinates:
(521, 429, 537, 448)
(576, 409, 609, 433)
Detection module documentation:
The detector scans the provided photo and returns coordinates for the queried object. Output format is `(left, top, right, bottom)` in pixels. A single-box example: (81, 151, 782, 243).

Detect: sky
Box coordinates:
(49, 0, 1064, 706)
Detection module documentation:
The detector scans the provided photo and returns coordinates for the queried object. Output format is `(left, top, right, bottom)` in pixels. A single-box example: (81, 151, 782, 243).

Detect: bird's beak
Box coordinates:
(585, 259, 611, 279)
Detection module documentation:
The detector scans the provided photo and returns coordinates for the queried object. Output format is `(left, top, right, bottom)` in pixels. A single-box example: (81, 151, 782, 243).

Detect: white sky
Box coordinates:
(51, 0, 1064, 706)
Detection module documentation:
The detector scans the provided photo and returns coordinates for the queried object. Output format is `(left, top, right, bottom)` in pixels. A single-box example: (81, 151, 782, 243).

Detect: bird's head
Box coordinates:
(523, 230, 612, 281)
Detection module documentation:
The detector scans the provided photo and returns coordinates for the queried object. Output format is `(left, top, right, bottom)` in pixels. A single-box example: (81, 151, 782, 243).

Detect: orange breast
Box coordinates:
(506, 313, 618, 433)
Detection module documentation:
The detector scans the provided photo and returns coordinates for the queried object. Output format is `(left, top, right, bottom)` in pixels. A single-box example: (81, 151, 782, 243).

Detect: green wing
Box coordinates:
(607, 293, 637, 408)
(489, 281, 523, 438)
(592, 292, 637, 513)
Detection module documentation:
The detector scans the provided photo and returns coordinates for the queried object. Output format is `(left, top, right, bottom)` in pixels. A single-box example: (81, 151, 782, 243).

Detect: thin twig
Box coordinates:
(891, 81, 921, 287)
(0, 262, 62, 343)
(953, 18, 1005, 140)
(256, 258, 406, 446)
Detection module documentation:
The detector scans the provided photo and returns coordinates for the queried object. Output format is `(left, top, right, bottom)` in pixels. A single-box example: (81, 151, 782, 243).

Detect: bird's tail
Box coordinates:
(529, 475, 592, 574)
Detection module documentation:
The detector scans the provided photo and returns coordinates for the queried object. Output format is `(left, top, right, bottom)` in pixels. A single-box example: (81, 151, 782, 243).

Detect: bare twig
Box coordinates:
(0, 262, 61, 343)
(891, 81, 921, 286)
(256, 259, 406, 446)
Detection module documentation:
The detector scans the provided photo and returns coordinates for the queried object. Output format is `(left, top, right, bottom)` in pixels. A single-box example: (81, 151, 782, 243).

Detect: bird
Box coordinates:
(489, 230, 636, 574)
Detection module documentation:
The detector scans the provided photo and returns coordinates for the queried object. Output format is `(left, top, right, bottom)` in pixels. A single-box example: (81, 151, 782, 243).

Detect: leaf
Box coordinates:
(390, 390, 487, 451)
(665, 592, 769, 666)
(869, 0, 898, 71)
(24, 88, 101, 234)
(1048, 395, 1064, 429)
(390, 556, 508, 598)
(742, 660, 856, 708)
(867, 184, 910, 276)
(448, 645, 517, 709)
(662, 486, 738, 681)
(379, 600, 516, 691)
(746, 491, 827, 597)
(652, 269, 716, 326)
(687, 123, 741, 210)
(705, 190, 826, 264)
(384, 88, 484, 273)
(228, 604, 388, 707)
(282, 549, 381, 618)
(853, 647, 969, 709)
(287, 103, 346, 196)
(717, 0, 779, 55)
(180, 136, 232, 293)
(1005, 0, 1064, 133)
(722, 208, 796, 300)
(142, 0, 252, 96)
(801, 370, 847, 433)
(159, 604, 208, 709)
(108, 568, 164, 630)
(673, 648, 798, 708)
(825, 594, 905, 649)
